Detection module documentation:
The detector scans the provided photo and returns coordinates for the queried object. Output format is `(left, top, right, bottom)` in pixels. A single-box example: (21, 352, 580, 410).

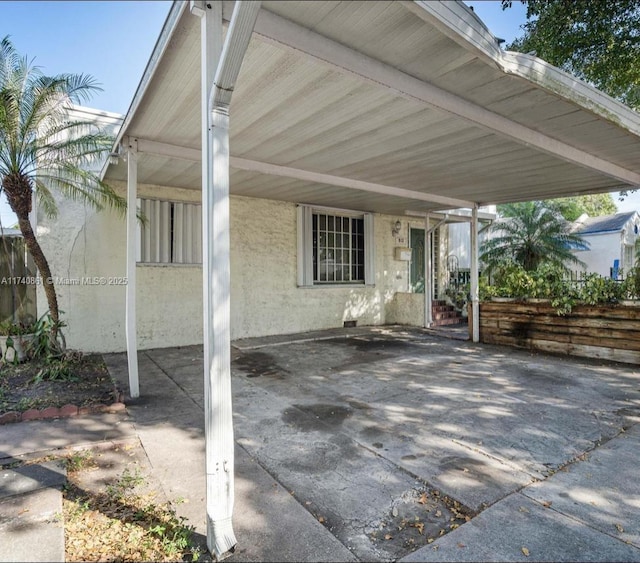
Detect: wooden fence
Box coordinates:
(477, 300, 640, 364)
(0, 236, 37, 324)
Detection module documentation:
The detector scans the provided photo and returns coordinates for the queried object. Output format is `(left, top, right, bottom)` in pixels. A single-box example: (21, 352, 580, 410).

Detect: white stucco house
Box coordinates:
(32, 2, 640, 553)
(572, 211, 640, 278)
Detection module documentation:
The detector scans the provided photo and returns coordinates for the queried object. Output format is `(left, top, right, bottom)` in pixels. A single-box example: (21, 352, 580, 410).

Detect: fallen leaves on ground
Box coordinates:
(522, 546, 530, 557)
(63, 469, 199, 562)
(371, 489, 474, 555)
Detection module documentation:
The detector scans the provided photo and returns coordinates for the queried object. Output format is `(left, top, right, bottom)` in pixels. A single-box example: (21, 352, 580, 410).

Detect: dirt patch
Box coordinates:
(369, 488, 473, 560)
(0, 354, 119, 414)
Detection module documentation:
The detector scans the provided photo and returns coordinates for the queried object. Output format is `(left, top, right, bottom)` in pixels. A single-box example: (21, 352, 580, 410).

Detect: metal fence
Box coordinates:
(0, 236, 37, 324)
(565, 269, 631, 283)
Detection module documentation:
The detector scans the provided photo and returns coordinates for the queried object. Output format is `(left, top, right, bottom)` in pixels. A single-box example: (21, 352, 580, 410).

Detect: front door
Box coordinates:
(410, 227, 438, 296)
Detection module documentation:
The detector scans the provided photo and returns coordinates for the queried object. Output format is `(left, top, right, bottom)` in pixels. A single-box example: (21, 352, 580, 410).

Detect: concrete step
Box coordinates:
(0, 462, 66, 563)
(0, 461, 66, 500)
(432, 305, 455, 313)
(433, 311, 459, 320)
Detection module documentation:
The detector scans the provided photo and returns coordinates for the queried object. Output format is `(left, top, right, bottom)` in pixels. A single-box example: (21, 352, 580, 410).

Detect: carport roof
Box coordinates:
(104, 0, 640, 215)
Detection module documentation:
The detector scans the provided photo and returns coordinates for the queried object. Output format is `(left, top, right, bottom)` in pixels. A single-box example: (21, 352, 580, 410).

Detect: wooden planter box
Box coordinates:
(477, 300, 640, 364)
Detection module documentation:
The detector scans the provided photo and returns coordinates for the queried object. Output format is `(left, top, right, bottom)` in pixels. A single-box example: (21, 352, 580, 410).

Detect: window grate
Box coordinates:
(313, 212, 364, 283)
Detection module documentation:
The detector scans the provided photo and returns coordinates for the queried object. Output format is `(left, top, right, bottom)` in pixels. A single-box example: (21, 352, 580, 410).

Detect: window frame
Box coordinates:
(297, 205, 374, 287)
(137, 197, 202, 265)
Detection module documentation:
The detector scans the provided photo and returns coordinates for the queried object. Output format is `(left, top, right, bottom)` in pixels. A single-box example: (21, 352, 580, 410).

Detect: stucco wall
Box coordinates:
(37, 182, 205, 352)
(39, 186, 429, 352)
(385, 292, 425, 326)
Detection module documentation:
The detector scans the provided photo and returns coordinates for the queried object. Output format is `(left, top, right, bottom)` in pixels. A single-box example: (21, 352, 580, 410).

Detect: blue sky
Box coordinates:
(1, 1, 638, 226)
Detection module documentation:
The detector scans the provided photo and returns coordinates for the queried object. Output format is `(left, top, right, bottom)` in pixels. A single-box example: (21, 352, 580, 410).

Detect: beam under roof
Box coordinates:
(134, 138, 474, 208)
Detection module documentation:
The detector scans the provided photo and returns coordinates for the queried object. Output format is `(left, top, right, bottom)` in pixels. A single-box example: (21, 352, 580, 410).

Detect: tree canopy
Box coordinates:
(503, 0, 640, 109)
(498, 193, 618, 222)
(481, 200, 587, 272)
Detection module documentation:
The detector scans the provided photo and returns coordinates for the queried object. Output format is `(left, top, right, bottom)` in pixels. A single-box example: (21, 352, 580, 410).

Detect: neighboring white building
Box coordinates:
(572, 211, 640, 277)
(447, 205, 496, 278)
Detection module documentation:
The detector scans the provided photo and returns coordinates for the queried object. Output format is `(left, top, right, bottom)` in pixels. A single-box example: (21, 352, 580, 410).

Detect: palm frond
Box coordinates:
(1, 36, 123, 220)
(480, 200, 587, 273)
(33, 180, 58, 218)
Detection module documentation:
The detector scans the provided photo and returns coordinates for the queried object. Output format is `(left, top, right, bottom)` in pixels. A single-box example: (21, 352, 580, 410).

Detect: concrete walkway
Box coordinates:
(0, 413, 137, 563)
(1, 326, 639, 562)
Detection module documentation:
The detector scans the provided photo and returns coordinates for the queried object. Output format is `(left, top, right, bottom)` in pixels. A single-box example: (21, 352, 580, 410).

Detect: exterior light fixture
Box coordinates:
(109, 143, 125, 165)
(392, 220, 402, 236)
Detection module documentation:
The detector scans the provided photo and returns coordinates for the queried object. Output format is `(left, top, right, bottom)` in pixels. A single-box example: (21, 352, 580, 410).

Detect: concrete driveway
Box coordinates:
(110, 326, 640, 562)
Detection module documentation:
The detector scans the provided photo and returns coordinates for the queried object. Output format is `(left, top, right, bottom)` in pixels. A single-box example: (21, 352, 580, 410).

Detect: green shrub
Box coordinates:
(0, 320, 36, 336)
(480, 262, 639, 315)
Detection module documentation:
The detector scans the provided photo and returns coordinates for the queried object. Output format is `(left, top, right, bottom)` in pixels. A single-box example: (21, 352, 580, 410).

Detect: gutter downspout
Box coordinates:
(194, 1, 261, 559)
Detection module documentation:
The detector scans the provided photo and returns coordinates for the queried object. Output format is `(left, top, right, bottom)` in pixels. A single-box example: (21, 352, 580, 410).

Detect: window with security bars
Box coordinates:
(297, 205, 374, 287)
(313, 213, 364, 283)
(137, 198, 202, 264)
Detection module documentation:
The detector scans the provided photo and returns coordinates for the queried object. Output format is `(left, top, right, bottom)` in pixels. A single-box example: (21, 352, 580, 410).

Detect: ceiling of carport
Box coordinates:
(105, 0, 640, 214)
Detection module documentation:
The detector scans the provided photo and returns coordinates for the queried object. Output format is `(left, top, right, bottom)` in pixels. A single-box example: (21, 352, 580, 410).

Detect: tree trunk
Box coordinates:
(3, 173, 61, 348)
(16, 214, 59, 326)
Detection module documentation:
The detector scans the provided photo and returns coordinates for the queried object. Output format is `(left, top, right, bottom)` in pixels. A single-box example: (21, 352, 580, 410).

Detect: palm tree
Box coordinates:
(0, 36, 124, 342)
(480, 200, 587, 273)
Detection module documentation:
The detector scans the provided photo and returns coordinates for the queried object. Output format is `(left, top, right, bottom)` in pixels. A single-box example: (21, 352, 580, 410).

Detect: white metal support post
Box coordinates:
(424, 215, 432, 327)
(125, 137, 139, 399)
(470, 204, 480, 342)
(194, 1, 260, 559)
(423, 215, 449, 328)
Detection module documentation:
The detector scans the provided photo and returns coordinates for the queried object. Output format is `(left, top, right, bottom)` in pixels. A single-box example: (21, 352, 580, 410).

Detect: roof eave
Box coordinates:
(404, 0, 640, 138)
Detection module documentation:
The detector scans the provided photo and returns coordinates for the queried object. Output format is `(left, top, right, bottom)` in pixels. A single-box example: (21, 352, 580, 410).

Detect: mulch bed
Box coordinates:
(0, 354, 123, 424)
